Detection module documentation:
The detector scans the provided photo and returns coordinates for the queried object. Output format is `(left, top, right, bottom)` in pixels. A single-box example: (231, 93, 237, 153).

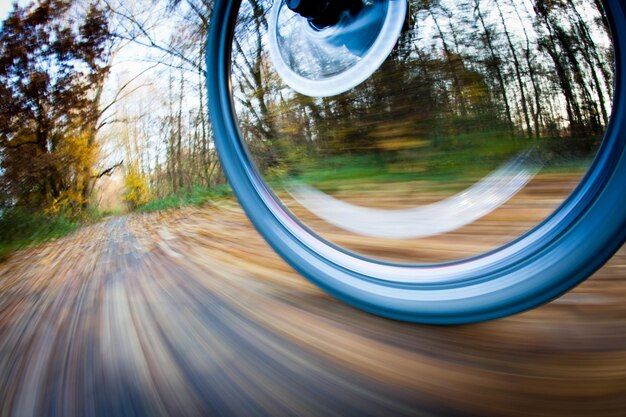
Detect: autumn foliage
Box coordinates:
(0, 0, 111, 214)
(123, 164, 151, 210)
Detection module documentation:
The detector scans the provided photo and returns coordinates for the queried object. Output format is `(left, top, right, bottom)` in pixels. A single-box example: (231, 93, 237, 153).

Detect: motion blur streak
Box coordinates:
(288, 153, 539, 239)
(1, 205, 626, 417)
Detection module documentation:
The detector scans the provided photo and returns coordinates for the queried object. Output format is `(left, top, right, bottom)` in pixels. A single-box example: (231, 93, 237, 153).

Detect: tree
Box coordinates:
(0, 0, 112, 213)
(474, 0, 513, 136)
(123, 163, 150, 209)
(104, 0, 222, 194)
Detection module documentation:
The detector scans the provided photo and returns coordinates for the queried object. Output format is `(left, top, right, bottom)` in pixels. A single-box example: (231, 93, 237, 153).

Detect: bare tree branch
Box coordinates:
(92, 160, 124, 179)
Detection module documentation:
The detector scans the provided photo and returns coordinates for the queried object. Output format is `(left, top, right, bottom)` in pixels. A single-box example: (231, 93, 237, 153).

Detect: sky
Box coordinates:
(1, 0, 33, 25)
(0, 1, 21, 23)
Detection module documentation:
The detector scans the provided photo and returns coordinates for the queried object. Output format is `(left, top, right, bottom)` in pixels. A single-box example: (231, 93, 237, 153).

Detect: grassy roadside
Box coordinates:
(0, 184, 234, 261)
(0, 154, 591, 262)
(0, 185, 234, 260)
(275, 152, 592, 195)
(135, 153, 592, 214)
(0, 208, 115, 261)
(137, 184, 233, 213)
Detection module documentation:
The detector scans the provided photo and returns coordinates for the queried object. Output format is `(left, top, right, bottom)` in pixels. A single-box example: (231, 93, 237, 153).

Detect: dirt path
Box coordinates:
(1, 204, 626, 417)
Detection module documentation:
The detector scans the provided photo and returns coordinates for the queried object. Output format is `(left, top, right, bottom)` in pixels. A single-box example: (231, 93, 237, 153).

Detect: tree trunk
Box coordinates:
(496, 0, 532, 139)
(474, 0, 514, 136)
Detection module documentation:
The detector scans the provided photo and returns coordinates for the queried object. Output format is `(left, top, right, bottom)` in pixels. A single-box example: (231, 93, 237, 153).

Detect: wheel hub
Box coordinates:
(284, 0, 364, 28)
(268, 0, 407, 97)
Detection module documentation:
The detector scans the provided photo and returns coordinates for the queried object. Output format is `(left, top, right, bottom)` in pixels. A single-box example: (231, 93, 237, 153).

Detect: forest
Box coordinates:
(0, 0, 614, 255)
(231, 0, 613, 186)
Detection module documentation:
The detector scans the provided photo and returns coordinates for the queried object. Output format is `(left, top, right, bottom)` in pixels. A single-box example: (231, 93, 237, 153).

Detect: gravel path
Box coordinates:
(1, 204, 625, 417)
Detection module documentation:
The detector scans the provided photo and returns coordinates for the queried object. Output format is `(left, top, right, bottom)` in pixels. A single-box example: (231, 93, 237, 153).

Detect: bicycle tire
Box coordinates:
(206, 0, 626, 324)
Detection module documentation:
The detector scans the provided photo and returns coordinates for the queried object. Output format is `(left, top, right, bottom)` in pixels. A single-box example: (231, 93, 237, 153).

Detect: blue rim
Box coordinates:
(207, 0, 626, 324)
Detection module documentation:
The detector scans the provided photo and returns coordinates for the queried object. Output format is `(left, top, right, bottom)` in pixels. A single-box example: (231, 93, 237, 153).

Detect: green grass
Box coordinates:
(0, 209, 78, 261)
(138, 184, 233, 213)
(0, 207, 119, 261)
(538, 157, 593, 174)
(272, 130, 530, 190)
(272, 127, 600, 194)
(0, 185, 233, 261)
(284, 148, 521, 194)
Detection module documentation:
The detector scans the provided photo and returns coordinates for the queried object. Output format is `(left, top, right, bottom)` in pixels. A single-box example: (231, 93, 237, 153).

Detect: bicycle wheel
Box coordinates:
(207, 0, 626, 324)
